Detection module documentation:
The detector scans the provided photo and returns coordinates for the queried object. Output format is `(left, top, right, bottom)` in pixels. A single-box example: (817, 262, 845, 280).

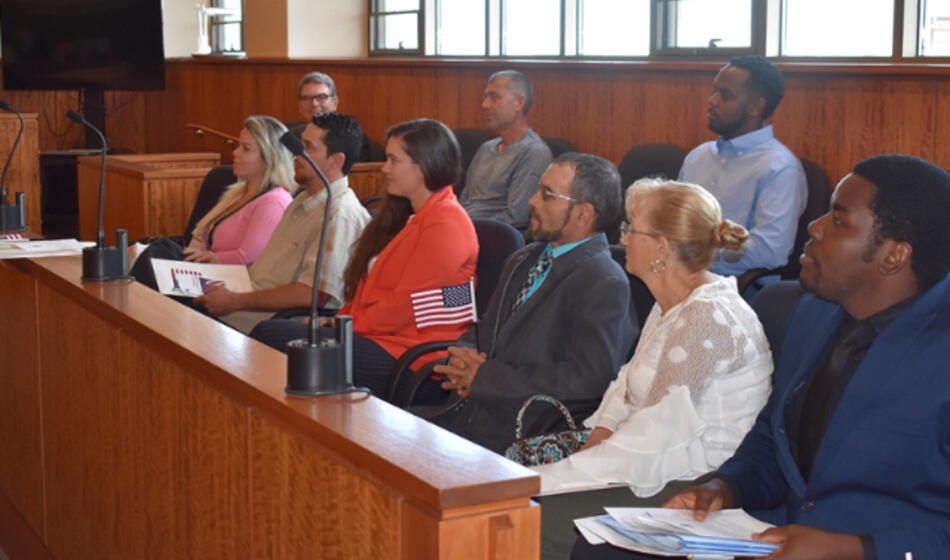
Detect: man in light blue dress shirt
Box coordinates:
(679, 55, 807, 277)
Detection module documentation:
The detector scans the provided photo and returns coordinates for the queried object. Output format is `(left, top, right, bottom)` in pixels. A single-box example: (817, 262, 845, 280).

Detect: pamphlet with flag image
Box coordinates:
(410, 279, 477, 329)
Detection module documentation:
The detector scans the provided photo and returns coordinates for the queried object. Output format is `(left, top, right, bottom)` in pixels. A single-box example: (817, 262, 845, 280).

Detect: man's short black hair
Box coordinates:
(853, 154, 950, 291)
(554, 152, 622, 233)
(729, 55, 785, 119)
(312, 113, 363, 175)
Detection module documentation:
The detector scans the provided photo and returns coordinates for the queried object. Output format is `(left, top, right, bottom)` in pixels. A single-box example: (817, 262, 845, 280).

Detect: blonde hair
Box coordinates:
(626, 178, 749, 272)
(242, 115, 295, 193)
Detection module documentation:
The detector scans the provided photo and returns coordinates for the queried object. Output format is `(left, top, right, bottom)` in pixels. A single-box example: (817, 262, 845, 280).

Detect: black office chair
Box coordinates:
(452, 128, 495, 195)
(609, 143, 689, 243)
(543, 136, 576, 158)
(181, 165, 238, 244)
(617, 143, 688, 188)
(748, 280, 805, 365)
(737, 158, 833, 294)
(384, 218, 525, 406)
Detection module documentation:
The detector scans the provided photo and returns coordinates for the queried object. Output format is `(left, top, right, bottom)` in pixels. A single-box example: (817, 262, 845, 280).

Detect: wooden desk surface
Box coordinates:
(0, 256, 539, 559)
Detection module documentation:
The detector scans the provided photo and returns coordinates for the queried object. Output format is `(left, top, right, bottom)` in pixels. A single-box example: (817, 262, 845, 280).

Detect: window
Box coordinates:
(578, 0, 650, 57)
(781, 0, 893, 57)
(210, 0, 244, 55)
(656, 0, 757, 54)
(370, 0, 423, 54)
(920, 0, 950, 55)
(370, 1, 950, 60)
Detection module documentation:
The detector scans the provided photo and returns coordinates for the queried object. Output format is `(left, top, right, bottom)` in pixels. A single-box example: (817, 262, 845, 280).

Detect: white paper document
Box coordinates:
(0, 239, 95, 259)
(575, 507, 777, 559)
(150, 258, 253, 298)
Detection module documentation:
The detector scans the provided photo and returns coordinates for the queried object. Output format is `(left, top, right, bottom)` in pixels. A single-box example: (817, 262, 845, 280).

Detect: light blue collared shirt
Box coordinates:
(679, 125, 807, 276)
(520, 236, 595, 304)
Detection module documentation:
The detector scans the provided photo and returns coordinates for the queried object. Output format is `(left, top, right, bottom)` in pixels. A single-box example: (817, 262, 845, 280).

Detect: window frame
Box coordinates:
(652, 0, 766, 58)
(368, 0, 425, 56)
(209, 0, 245, 56)
(368, 0, 950, 64)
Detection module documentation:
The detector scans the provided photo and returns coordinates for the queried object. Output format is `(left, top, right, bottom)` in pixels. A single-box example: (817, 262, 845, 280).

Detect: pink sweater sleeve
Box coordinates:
(209, 188, 292, 264)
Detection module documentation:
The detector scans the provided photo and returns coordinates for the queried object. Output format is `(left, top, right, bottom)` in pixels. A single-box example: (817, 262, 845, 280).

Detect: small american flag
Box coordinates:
(411, 279, 477, 329)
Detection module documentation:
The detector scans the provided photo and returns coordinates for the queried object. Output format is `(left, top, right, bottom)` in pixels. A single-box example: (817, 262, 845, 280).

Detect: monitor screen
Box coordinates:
(1, 0, 165, 91)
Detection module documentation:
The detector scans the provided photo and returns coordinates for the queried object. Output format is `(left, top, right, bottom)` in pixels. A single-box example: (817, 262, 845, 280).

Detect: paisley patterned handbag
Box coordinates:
(504, 395, 590, 466)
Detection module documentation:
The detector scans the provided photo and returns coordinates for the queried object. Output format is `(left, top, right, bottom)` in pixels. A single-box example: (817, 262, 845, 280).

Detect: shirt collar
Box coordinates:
(715, 124, 774, 157)
(843, 294, 920, 336)
(299, 175, 350, 213)
(545, 234, 596, 259)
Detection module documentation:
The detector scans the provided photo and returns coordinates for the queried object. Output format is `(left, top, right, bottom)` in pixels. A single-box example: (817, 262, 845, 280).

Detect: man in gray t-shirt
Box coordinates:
(459, 70, 552, 229)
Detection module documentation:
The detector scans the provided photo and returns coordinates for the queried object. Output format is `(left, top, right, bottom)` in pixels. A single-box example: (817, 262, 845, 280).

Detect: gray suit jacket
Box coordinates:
(432, 233, 638, 453)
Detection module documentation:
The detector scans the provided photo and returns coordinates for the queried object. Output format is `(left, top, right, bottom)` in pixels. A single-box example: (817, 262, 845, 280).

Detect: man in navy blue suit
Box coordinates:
(573, 153, 950, 559)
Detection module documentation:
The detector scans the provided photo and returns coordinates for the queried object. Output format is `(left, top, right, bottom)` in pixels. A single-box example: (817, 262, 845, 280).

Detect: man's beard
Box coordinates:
(526, 210, 572, 242)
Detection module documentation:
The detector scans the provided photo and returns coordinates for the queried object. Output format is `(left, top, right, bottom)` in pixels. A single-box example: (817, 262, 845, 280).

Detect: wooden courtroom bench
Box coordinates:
(77, 152, 221, 242)
(0, 256, 540, 559)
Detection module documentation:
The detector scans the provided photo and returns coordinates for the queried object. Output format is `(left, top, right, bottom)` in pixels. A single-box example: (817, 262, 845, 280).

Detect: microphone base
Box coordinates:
(0, 193, 28, 232)
(285, 316, 354, 396)
(81, 228, 131, 282)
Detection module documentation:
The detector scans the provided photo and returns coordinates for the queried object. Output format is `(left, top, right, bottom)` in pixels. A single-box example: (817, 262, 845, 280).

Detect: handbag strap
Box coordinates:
(513, 394, 577, 439)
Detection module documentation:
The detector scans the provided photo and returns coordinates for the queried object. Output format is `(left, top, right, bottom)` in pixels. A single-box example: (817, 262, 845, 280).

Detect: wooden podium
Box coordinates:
(0, 113, 40, 232)
(77, 153, 220, 242)
(0, 256, 540, 559)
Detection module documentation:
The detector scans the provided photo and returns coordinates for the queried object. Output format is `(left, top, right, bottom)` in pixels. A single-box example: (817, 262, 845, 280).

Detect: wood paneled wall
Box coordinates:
(5, 59, 950, 186)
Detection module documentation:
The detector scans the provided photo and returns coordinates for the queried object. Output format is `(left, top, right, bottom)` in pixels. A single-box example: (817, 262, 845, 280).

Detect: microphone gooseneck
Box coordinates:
(0, 99, 24, 205)
(67, 110, 108, 248)
(279, 131, 333, 346)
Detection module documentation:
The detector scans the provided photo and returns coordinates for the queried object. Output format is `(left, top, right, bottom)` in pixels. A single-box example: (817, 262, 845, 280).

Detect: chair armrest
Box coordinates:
(736, 267, 778, 295)
(271, 307, 338, 320)
(384, 340, 453, 404)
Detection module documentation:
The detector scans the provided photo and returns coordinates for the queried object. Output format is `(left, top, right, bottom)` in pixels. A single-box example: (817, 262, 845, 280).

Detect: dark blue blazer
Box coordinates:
(717, 274, 950, 558)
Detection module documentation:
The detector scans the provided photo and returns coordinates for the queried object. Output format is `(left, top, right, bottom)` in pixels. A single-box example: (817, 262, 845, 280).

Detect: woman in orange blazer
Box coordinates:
(252, 119, 478, 397)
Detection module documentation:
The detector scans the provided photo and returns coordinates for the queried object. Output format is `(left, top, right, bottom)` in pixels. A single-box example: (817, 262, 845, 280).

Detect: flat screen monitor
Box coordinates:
(0, 0, 165, 91)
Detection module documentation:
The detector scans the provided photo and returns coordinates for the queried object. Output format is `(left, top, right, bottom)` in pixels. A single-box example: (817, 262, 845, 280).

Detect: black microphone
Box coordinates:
(278, 130, 357, 396)
(65, 109, 129, 281)
(0, 99, 27, 232)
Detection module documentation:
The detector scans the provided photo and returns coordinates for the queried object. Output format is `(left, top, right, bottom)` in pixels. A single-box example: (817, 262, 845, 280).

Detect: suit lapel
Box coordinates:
(806, 289, 942, 486)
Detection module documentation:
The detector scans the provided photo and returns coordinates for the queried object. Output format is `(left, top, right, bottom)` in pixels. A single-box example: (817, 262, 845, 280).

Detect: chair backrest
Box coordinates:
(543, 136, 576, 158)
(780, 158, 833, 279)
(183, 165, 237, 241)
(617, 143, 688, 190)
(452, 128, 495, 195)
(748, 280, 805, 364)
(472, 218, 525, 317)
(609, 244, 655, 332)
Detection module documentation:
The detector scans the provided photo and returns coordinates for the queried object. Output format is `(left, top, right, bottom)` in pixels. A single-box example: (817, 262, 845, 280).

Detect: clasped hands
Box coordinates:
(663, 480, 864, 559)
(432, 346, 486, 399)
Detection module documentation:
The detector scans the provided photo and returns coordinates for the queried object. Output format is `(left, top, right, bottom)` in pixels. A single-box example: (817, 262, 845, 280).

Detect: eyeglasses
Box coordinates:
(539, 186, 577, 203)
(620, 221, 659, 237)
(299, 93, 332, 103)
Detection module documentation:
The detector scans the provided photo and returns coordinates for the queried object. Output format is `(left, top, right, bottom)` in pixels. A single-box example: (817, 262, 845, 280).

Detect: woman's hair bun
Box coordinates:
(712, 220, 749, 251)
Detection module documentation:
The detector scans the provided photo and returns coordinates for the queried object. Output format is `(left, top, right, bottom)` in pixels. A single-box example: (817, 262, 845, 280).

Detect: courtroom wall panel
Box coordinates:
(5, 60, 950, 198)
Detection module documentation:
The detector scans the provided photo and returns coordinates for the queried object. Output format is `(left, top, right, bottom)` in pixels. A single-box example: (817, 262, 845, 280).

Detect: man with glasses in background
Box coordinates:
(287, 71, 373, 161)
(421, 153, 637, 455)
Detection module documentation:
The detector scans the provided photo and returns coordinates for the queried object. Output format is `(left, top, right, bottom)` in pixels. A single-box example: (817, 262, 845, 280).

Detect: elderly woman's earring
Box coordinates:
(650, 259, 667, 274)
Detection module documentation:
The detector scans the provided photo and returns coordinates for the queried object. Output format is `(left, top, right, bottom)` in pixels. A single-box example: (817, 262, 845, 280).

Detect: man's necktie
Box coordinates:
(512, 251, 552, 312)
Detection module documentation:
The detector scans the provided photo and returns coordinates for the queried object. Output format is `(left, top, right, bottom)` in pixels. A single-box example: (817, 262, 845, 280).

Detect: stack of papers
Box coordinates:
(150, 258, 253, 298)
(0, 238, 95, 259)
(575, 507, 778, 559)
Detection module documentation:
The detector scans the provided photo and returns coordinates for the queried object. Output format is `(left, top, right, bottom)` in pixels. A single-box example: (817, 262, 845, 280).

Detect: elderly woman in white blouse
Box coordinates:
(534, 178, 773, 497)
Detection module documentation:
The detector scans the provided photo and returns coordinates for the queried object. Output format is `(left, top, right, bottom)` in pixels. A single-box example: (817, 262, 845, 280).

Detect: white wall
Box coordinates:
(162, 0, 200, 58)
(287, 0, 367, 58)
